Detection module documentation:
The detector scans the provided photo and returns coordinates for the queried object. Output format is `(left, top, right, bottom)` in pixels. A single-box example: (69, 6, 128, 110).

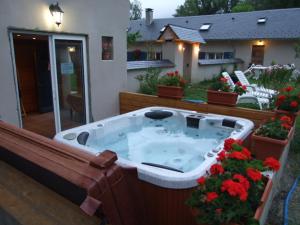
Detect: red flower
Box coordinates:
(175, 70, 179, 76)
(241, 147, 252, 159)
(280, 116, 292, 123)
(278, 95, 286, 101)
(285, 86, 293, 92)
(197, 176, 206, 185)
(290, 101, 298, 108)
(236, 81, 242, 86)
(217, 150, 226, 161)
(210, 164, 224, 175)
(246, 168, 262, 182)
(224, 138, 236, 151)
(215, 208, 222, 214)
(242, 85, 247, 90)
(281, 123, 292, 130)
(263, 157, 281, 171)
(228, 151, 248, 160)
(206, 192, 219, 202)
(233, 174, 250, 190)
(221, 179, 248, 201)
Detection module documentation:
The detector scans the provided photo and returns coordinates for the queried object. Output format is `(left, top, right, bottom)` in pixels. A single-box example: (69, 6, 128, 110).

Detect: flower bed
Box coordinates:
(207, 77, 246, 107)
(187, 138, 280, 225)
(251, 115, 294, 160)
(157, 71, 186, 99)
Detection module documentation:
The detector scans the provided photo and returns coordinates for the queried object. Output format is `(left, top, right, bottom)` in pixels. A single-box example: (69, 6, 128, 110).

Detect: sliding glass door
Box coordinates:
(49, 35, 89, 132)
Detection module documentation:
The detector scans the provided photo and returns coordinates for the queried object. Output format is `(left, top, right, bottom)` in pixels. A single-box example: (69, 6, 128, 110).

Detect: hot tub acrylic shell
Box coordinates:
(54, 107, 254, 189)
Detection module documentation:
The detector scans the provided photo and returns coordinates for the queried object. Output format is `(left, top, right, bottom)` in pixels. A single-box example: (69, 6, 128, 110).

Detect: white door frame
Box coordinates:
(9, 30, 90, 134)
(49, 35, 90, 133)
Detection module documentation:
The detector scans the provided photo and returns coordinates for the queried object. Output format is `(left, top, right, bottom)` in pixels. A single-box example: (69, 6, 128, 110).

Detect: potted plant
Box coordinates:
(186, 138, 280, 225)
(207, 78, 247, 106)
(157, 71, 186, 99)
(251, 115, 294, 160)
(275, 86, 300, 123)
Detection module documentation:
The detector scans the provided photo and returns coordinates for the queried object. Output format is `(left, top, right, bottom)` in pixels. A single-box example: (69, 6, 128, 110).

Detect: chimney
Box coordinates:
(145, 8, 153, 26)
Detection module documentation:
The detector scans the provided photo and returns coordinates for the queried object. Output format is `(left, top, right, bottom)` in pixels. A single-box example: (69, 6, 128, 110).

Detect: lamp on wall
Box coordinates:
(49, 2, 64, 27)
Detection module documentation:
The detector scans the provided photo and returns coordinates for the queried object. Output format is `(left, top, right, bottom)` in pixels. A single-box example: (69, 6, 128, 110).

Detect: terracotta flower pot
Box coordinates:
(251, 127, 294, 160)
(157, 85, 183, 99)
(207, 90, 238, 107)
(274, 108, 299, 124)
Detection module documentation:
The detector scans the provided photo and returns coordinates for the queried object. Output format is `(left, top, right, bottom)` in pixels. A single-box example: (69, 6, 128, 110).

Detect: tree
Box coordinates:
(130, 0, 142, 20)
(174, 0, 239, 17)
(232, 2, 255, 12)
(174, 0, 200, 17)
(127, 31, 142, 46)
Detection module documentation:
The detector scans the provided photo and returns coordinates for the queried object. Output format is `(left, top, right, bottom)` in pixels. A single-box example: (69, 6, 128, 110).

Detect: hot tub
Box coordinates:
(55, 107, 254, 189)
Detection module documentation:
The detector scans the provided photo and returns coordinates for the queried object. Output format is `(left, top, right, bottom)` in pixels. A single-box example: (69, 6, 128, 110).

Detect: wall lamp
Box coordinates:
(49, 2, 64, 27)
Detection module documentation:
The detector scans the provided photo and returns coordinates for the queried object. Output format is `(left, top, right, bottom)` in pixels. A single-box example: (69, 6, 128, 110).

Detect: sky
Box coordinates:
(139, 0, 185, 18)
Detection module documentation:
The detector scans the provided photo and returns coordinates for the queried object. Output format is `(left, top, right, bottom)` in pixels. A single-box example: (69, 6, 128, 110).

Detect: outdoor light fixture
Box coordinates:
(49, 2, 64, 27)
(257, 40, 264, 46)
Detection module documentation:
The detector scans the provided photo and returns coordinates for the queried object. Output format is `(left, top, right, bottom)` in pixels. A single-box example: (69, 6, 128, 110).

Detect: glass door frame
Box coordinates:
(49, 35, 90, 133)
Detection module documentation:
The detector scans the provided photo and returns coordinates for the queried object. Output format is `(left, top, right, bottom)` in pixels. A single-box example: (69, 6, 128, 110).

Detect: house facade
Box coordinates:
(127, 8, 300, 92)
(0, 0, 128, 136)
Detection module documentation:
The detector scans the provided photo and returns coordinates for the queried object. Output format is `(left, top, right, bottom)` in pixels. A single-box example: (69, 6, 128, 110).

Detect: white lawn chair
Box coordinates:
(234, 70, 277, 98)
(221, 72, 269, 110)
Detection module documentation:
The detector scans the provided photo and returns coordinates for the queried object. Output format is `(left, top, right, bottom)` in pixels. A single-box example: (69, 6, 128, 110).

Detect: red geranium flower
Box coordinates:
(278, 95, 286, 101)
(175, 70, 179, 76)
(221, 179, 248, 201)
(241, 147, 251, 159)
(280, 116, 292, 123)
(233, 174, 250, 190)
(242, 85, 247, 90)
(206, 192, 219, 202)
(285, 86, 293, 92)
(220, 77, 228, 83)
(281, 123, 292, 130)
(210, 164, 224, 175)
(263, 157, 281, 171)
(246, 168, 262, 182)
(217, 150, 226, 161)
(197, 176, 206, 185)
(228, 151, 248, 160)
(223, 138, 236, 151)
(290, 101, 298, 108)
(236, 81, 242, 86)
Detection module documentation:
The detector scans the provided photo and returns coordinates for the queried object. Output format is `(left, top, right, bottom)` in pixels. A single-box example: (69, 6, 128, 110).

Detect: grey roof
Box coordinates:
(129, 8, 300, 41)
(199, 58, 244, 65)
(160, 25, 205, 43)
(127, 60, 175, 70)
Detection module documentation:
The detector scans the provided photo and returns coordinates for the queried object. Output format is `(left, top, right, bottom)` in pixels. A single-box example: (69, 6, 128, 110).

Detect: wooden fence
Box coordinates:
(119, 92, 275, 128)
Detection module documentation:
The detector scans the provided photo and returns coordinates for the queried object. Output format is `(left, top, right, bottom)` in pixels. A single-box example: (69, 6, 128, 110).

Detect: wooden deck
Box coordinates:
(0, 160, 100, 225)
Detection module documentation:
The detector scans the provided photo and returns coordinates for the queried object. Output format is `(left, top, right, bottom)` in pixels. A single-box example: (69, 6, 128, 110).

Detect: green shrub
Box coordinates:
(135, 68, 161, 95)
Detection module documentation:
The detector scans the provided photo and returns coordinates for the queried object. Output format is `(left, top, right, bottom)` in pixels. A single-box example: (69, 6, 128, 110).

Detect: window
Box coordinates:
(102, 36, 113, 60)
(199, 51, 235, 60)
(216, 53, 223, 59)
(155, 52, 162, 60)
(257, 17, 267, 24)
(127, 50, 162, 61)
(208, 53, 215, 59)
(200, 23, 211, 31)
(199, 52, 206, 59)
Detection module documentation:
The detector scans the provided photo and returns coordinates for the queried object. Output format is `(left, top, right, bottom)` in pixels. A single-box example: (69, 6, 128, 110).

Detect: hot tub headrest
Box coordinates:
(145, 110, 173, 120)
(77, 132, 89, 145)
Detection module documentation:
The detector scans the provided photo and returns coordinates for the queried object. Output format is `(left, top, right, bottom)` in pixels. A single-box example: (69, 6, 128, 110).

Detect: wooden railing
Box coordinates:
(0, 121, 142, 225)
(119, 92, 275, 128)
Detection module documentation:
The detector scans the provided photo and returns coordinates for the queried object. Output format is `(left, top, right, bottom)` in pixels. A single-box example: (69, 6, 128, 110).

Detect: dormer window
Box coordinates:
(200, 23, 211, 31)
(257, 17, 267, 24)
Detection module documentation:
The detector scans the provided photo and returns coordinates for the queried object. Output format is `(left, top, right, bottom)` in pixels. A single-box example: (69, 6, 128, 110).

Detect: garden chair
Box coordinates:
(234, 70, 277, 98)
(221, 72, 269, 110)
